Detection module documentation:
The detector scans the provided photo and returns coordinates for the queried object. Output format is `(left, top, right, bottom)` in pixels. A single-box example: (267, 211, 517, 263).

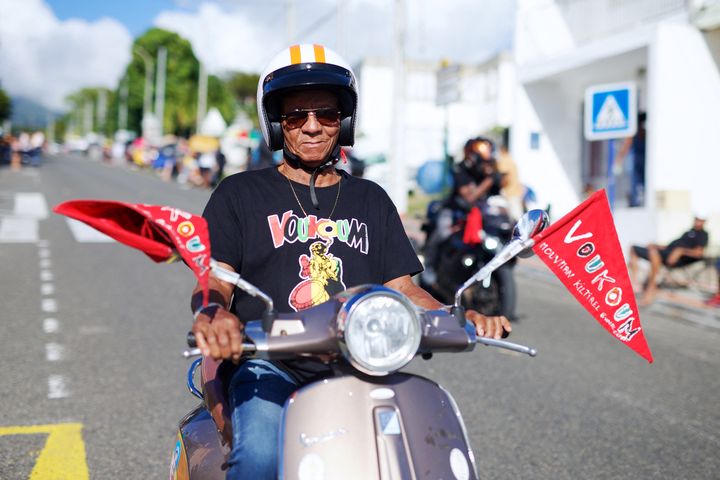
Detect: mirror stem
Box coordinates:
(453, 238, 536, 308)
(210, 259, 276, 331)
(451, 305, 466, 328)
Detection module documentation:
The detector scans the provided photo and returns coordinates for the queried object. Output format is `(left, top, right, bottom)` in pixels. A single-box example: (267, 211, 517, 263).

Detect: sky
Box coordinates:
(46, 0, 183, 35)
(0, 0, 515, 111)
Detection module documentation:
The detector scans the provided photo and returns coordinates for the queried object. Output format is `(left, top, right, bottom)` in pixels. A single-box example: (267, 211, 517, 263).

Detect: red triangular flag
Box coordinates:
(531, 190, 653, 363)
(54, 200, 211, 306)
(463, 206, 483, 245)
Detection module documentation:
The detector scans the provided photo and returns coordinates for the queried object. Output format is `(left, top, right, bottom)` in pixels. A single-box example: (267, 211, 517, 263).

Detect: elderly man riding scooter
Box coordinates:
(189, 44, 511, 479)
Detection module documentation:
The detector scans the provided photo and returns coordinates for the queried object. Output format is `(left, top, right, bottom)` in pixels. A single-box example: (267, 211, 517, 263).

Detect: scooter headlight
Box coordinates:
(339, 287, 421, 376)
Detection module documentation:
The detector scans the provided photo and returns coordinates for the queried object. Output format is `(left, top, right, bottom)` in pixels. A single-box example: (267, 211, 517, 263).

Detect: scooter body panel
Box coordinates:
(173, 404, 230, 480)
(280, 372, 478, 480)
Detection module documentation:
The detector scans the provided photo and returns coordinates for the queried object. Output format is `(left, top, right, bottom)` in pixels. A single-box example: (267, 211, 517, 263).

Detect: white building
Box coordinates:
(353, 54, 515, 206)
(513, 0, 720, 250)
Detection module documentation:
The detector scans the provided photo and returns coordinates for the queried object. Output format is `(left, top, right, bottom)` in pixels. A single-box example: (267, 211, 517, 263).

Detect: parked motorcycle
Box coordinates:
(421, 196, 518, 319)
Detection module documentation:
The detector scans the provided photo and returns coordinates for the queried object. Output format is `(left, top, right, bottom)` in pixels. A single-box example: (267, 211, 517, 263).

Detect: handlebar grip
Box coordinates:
(187, 331, 197, 348)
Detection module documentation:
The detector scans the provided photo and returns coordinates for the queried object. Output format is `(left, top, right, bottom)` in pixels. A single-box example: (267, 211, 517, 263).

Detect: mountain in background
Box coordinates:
(10, 97, 62, 128)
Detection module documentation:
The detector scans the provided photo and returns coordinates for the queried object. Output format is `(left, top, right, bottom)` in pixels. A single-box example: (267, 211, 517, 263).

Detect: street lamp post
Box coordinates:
(197, 61, 208, 134)
(154, 47, 167, 137)
(118, 76, 128, 132)
(133, 46, 154, 123)
(390, 0, 407, 214)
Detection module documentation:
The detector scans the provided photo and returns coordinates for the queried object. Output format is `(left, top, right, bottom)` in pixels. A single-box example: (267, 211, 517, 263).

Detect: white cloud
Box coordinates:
(154, 2, 278, 74)
(0, 0, 132, 110)
(153, 0, 515, 74)
(0, 0, 514, 111)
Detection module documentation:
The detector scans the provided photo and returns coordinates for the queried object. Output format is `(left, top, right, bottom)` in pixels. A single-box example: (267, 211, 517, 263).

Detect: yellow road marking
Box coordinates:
(0, 423, 89, 479)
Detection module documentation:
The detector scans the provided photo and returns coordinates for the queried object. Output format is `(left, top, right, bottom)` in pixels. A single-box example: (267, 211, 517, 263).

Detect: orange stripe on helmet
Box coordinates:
(313, 44, 326, 63)
(289, 45, 302, 65)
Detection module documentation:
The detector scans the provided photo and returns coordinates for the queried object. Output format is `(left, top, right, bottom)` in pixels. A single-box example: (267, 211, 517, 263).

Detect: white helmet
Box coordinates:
(256, 44, 359, 151)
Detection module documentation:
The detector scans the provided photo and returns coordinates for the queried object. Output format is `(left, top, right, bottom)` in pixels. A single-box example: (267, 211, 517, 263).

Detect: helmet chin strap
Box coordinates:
(283, 143, 342, 209)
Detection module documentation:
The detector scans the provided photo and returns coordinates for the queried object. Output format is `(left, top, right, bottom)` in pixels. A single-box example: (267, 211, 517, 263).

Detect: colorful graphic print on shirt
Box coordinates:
(267, 210, 369, 311)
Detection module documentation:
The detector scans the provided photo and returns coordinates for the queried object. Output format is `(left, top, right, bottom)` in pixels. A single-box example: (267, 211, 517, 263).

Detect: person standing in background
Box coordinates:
(496, 141, 524, 221)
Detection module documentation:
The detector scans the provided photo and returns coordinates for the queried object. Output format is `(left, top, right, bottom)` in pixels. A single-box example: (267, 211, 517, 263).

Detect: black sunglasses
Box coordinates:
(280, 108, 341, 129)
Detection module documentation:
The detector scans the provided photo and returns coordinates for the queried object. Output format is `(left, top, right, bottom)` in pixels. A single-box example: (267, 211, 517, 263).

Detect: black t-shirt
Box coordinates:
(203, 166, 423, 382)
(450, 161, 503, 210)
(667, 228, 708, 251)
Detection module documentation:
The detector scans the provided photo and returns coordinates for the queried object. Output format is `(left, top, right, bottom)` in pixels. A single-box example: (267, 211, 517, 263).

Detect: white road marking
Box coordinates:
(38, 248, 51, 258)
(41, 298, 58, 313)
(0, 217, 38, 242)
(66, 218, 115, 243)
(47, 375, 69, 399)
(0, 194, 49, 243)
(40, 270, 54, 281)
(45, 343, 65, 362)
(14, 192, 48, 219)
(40, 258, 52, 268)
(37, 239, 50, 248)
(41, 283, 55, 295)
(43, 318, 59, 333)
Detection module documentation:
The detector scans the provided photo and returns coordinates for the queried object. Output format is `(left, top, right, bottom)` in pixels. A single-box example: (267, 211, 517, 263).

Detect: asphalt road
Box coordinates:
(0, 154, 718, 479)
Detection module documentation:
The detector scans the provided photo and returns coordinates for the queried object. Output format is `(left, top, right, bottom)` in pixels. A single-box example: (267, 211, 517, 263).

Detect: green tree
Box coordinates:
(124, 28, 236, 137)
(226, 72, 260, 126)
(0, 87, 11, 123)
(63, 87, 116, 137)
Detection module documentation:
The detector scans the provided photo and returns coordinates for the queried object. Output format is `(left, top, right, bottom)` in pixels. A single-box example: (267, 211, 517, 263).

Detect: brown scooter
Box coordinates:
(167, 209, 549, 480)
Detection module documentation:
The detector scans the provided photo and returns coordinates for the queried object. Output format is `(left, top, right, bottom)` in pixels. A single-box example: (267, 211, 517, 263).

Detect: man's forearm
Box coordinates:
(190, 277, 234, 313)
(385, 275, 443, 310)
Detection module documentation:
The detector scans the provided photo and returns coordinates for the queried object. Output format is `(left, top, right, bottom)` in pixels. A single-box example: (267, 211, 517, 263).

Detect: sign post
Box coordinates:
(436, 62, 461, 193)
(584, 82, 637, 209)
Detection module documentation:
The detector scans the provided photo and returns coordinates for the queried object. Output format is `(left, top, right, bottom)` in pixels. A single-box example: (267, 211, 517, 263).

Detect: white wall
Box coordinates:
(511, 82, 580, 218)
(647, 22, 720, 246)
(515, 0, 575, 65)
(356, 62, 393, 157)
(355, 56, 516, 168)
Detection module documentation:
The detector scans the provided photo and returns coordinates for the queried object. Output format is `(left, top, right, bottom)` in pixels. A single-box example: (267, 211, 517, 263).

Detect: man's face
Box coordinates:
(693, 218, 706, 230)
(281, 89, 340, 167)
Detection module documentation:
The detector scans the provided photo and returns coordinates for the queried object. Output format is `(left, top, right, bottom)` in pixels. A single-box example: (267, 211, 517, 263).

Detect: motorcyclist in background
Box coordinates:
(421, 137, 506, 286)
(453, 137, 505, 209)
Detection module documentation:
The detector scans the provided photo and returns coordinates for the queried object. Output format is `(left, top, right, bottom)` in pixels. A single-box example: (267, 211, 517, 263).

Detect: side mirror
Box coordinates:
(513, 209, 549, 258)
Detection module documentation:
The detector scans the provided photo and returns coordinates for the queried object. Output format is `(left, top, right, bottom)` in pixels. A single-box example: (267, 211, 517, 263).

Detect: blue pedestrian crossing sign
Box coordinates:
(584, 82, 637, 141)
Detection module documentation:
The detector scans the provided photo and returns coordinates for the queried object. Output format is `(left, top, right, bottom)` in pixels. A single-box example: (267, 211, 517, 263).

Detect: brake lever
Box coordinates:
(476, 337, 537, 357)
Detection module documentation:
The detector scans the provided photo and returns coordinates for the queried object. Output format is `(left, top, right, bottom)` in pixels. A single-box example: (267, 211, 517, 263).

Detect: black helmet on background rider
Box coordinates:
(257, 44, 359, 164)
(463, 136, 495, 165)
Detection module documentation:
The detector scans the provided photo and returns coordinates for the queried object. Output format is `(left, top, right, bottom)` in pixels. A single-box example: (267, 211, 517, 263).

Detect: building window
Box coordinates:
(530, 132, 541, 150)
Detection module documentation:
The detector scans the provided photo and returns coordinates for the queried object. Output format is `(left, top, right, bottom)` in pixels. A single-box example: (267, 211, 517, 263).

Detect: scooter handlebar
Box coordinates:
(183, 331, 257, 358)
(476, 336, 537, 357)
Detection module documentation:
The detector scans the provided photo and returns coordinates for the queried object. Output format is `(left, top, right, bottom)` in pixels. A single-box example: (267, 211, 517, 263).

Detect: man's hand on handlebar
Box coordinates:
(466, 309, 511, 339)
(191, 306, 244, 363)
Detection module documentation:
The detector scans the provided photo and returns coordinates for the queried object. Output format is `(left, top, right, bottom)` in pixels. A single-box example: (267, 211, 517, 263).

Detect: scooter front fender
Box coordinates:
(171, 404, 230, 480)
(279, 373, 478, 480)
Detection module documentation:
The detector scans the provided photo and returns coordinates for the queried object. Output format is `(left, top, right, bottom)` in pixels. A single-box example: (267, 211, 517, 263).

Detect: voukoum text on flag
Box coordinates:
(530, 190, 653, 363)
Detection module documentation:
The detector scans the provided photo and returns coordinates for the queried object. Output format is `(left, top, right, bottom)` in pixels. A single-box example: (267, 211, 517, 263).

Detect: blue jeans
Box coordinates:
(226, 359, 297, 479)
